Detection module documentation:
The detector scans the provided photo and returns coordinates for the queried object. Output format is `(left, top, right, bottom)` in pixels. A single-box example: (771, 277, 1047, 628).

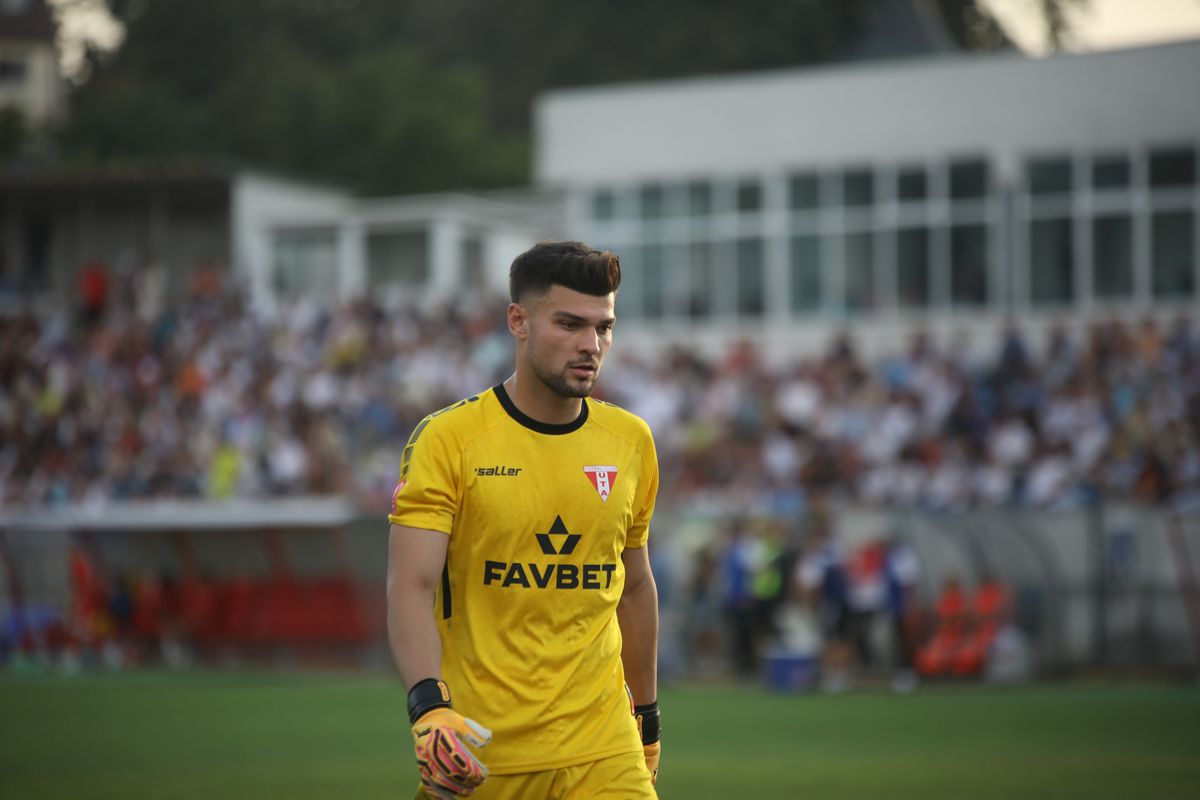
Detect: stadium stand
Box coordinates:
(1, 269, 1197, 512)
(1, 266, 1198, 679)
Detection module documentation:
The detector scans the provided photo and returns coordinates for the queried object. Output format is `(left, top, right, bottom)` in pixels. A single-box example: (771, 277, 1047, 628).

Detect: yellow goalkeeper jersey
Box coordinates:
(388, 383, 659, 774)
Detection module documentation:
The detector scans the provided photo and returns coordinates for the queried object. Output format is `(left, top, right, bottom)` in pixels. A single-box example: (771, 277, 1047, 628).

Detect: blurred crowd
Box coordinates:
(4, 263, 1198, 682)
(0, 266, 508, 508)
(611, 318, 1200, 513)
(3, 264, 1199, 513)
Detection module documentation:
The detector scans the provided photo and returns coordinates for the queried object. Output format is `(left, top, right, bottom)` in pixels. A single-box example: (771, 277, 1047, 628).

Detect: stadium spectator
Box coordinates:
(680, 542, 723, 678)
(793, 508, 852, 692)
(718, 518, 761, 677)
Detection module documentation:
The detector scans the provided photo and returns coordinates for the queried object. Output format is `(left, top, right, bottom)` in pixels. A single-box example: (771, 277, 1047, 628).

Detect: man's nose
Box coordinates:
(578, 330, 600, 355)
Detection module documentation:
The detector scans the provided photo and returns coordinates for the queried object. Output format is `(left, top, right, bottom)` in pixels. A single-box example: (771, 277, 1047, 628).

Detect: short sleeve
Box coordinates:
(387, 414, 461, 534)
(624, 424, 659, 550)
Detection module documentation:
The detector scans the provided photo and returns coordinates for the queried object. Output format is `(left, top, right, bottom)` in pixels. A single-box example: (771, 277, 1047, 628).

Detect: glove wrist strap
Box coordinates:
(634, 700, 660, 745)
(407, 678, 452, 724)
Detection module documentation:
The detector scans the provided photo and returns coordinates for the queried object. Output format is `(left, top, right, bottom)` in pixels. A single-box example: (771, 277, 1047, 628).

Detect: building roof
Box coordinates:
(0, 0, 57, 43)
(0, 157, 235, 210)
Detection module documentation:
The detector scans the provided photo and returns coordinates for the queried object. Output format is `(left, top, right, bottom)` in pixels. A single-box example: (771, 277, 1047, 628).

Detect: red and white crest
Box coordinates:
(583, 465, 618, 502)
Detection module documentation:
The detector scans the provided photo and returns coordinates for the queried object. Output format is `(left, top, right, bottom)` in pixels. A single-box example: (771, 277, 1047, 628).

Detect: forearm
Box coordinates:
(387, 576, 443, 690)
(617, 569, 659, 705)
(386, 526, 446, 690)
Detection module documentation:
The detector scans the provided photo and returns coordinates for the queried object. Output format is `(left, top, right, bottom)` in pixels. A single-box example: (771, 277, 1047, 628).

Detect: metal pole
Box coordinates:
(1088, 493, 1108, 664)
(1165, 512, 1200, 677)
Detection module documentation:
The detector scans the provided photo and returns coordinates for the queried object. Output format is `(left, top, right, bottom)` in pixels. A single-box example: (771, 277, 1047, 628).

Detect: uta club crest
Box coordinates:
(583, 465, 618, 503)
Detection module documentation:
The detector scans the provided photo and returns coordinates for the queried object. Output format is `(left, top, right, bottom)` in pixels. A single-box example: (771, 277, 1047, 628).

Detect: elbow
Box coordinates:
(388, 561, 440, 608)
(620, 574, 658, 611)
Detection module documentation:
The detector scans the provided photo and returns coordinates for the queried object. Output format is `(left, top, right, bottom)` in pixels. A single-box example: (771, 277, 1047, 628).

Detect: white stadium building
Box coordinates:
(534, 40, 1199, 358)
(238, 39, 1200, 359)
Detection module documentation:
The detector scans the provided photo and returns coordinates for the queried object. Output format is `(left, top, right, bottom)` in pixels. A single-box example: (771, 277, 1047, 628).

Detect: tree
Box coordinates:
(0, 109, 28, 163)
(50, 0, 1091, 193)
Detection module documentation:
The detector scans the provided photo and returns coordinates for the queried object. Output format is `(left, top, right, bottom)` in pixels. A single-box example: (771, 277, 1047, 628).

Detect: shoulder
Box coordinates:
(588, 397, 655, 446)
(408, 390, 497, 447)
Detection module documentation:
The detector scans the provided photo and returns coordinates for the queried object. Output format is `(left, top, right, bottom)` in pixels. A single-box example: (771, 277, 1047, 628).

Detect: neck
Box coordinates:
(503, 369, 584, 425)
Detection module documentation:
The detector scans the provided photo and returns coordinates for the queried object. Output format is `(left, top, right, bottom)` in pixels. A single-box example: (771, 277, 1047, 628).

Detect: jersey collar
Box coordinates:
(493, 383, 589, 435)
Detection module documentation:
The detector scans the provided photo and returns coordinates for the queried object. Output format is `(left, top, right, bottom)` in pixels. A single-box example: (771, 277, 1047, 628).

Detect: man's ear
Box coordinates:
(507, 302, 528, 340)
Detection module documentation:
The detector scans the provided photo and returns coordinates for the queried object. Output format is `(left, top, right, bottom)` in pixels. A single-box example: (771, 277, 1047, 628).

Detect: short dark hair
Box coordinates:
(509, 241, 621, 303)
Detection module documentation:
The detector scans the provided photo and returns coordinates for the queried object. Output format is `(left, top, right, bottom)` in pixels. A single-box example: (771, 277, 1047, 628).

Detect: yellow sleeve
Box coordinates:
(625, 425, 659, 550)
(387, 414, 460, 534)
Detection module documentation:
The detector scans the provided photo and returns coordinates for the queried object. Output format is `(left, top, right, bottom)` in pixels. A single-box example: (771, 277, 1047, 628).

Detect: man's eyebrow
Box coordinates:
(550, 310, 616, 324)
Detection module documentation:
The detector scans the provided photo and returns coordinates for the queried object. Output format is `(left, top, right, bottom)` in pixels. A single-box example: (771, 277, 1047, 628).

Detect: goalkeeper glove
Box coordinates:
(408, 678, 492, 799)
(634, 700, 661, 785)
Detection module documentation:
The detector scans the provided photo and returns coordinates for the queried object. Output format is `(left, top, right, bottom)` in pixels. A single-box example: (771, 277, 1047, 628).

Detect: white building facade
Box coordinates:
(233, 178, 563, 315)
(535, 41, 1200, 359)
(0, 0, 64, 125)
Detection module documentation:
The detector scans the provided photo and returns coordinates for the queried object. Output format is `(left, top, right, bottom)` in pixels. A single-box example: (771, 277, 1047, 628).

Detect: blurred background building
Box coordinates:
(544, 41, 1199, 359)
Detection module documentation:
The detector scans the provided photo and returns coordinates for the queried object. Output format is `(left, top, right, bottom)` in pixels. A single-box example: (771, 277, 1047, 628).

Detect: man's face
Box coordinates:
(512, 284, 615, 399)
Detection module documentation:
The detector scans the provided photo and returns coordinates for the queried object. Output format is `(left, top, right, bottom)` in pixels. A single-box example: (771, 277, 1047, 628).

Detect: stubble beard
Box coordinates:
(530, 353, 599, 399)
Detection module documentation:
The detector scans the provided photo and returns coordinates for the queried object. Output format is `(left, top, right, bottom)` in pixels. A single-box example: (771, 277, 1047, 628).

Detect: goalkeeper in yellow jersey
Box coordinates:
(387, 241, 661, 799)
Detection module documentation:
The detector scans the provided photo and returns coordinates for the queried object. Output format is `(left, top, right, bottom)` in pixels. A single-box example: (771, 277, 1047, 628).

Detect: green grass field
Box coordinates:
(1, 671, 1198, 799)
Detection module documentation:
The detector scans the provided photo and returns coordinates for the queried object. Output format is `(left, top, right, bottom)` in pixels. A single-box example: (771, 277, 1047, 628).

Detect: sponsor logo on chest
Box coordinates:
(482, 515, 617, 591)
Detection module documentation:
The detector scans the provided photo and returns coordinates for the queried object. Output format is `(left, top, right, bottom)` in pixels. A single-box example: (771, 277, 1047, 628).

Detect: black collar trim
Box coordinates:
(493, 383, 588, 435)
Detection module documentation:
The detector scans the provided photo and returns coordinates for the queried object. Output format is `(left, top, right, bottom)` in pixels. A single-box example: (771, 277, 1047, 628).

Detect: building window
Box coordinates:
(950, 158, 988, 200)
(1092, 216, 1133, 299)
(1030, 218, 1074, 305)
(1152, 211, 1195, 298)
(641, 244, 666, 318)
(367, 229, 428, 292)
(736, 180, 762, 213)
(1149, 145, 1197, 188)
(951, 224, 988, 307)
(897, 167, 927, 202)
(687, 241, 715, 317)
(0, 59, 26, 83)
(688, 181, 712, 217)
(844, 231, 875, 312)
(736, 238, 764, 316)
(274, 229, 339, 300)
(896, 227, 929, 308)
(790, 235, 821, 313)
(615, 246, 641, 319)
(461, 236, 485, 288)
(789, 173, 819, 210)
(843, 168, 873, 208)
(1028, 157, 1072, 195)
(1091, 154, 1131, 190)
(640, 184, 665, 220)
(591, 189, 615, 222)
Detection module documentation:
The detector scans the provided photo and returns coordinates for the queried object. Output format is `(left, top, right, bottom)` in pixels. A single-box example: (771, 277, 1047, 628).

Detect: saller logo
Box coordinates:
(476, 465, 522, 477)
(584, 465, 618, 502)
(482, 515, 617, 591)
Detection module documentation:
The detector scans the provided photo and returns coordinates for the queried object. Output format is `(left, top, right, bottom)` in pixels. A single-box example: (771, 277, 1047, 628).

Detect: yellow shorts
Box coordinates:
(415, 749, 657, 800)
